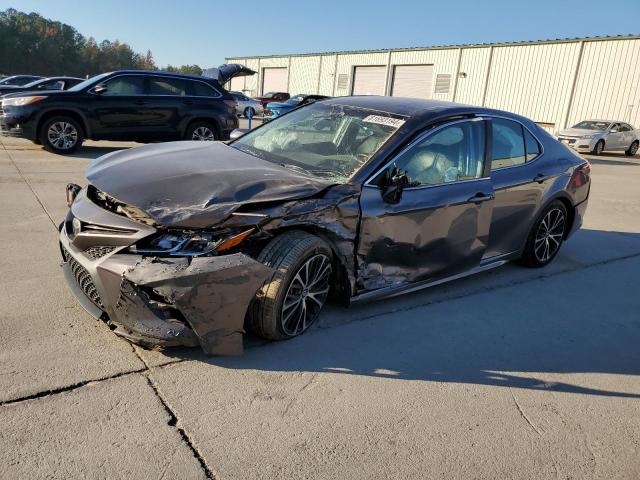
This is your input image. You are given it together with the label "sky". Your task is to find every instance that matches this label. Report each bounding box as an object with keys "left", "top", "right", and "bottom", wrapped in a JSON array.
[{"left": 3, "top": 0, "right": 640, "bottom": 68}]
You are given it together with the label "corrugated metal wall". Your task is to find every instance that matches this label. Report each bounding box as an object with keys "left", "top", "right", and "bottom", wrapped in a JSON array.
[{"left": 227, "top": 37, "right": 640, "bottom": 130}]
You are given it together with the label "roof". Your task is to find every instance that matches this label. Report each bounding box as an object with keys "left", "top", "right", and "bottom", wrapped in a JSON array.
[
  {"left": 226, "top": 34, "right": 640, "bottom": 60},
  {"left": 107, "top": 70, "right": 216, "bottom": 81},
  {"left": 321, "top": 96, "right": 483, "bottom": 117}
]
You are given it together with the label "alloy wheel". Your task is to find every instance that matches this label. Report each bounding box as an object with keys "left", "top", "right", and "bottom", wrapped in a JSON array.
[
  {"left": 191, "top": 126, "right": 215, "bottom": 141},
  {"left": 630, "top": 142, "right": 639, "bottom": 155},
  {"left": 534, "top": 208, "right": 565, "bottom": 263},
  {"left": 595, "top": 141, "right": 604, "bottom": 155},
  {"left": 280, "top": 254, "right": 332, "bottom": 336},
  {"left": 47, "top": 122, "right": 78, "bottom": 150}
]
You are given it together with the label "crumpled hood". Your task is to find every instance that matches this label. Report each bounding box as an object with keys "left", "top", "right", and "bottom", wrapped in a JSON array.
[
  {"left": 86, "top": 141, "right": 332, "bottom": 228},
  {"left": 558, "top": 128, "right": 604, "bottom": 137}
]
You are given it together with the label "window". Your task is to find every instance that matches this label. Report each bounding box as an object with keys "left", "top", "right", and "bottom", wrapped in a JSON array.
[
  {"left": 148, "top": 77, "right": 187, "bottom": 96},
  {"left": 103, "top": 76, "right": 145, "bottom": 95},
  {"left": 391, "top": 121, "right": 486, "bottom": 187},
  {"left": 41, "top": 80, "right": 64, "bottom": 90},
  {"left": 491, "top": 118, "right": 526, "bottom": 169},
  {"left": 191, "top": 81, "right": 218, "bottom": 97},
  {"left": 619, "top": 123, "right": 632, "bottom": 132},
  {"left": 524, "top": 129, "right": 541, "bottom": 161}
]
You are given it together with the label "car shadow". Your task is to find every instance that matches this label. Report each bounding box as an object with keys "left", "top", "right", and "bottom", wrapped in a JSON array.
[
  {"left": 151, "top": 229, "right": 640, "bottom": 399},
  {"left": 583, "top": 152, "right": 639, "bottom": 166},
  {"left": 67, "top": 145, "right": 134, "bottom": 160}
]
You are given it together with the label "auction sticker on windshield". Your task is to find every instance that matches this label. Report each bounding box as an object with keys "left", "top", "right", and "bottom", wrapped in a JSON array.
[{"left": 362, "top": 115, "right": 405, "bottom": 128}]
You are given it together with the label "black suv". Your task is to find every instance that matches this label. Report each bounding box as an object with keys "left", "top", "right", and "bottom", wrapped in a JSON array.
[{"left": 0, "top": 65, "right": 255, "bottom": 154}]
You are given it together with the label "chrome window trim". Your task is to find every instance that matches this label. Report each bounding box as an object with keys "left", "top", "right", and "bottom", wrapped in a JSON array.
[
  {"left": 364, "top": 117, "right": 489, "bottom": 189},
  {"left": 480, "top": 114, "right": 545, "bottom": 172},
  {"left": 88, "top": 72, "right": 223, "bottom": 98}
]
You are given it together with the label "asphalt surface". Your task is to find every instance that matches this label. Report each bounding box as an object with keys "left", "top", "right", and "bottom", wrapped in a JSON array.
[{"left": 0, "top": 133, "right": 639, "bottom": 479}]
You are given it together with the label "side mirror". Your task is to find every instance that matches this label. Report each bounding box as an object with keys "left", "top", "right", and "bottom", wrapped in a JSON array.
[
  {"left": 229, "top": 128, "right": 250, "bottom": 140},
  {"left": 92, "top": 84, "right": 108, "bottom": 94},
  {"left": 380, "top": 167, "right": 409, "bottom": 204}
]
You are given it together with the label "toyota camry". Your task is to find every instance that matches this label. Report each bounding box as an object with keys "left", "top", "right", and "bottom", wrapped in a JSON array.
[{"left": 60, "top": 97, "right": 590, "bottom": 355}]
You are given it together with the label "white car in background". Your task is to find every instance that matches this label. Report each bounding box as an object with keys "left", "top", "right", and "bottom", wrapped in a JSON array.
[
  {"left": 230, "top": 91, "right": 264, "bottom": 118},
  {"left": 556, "top": 120, "right": 640, "bottom": 156}
]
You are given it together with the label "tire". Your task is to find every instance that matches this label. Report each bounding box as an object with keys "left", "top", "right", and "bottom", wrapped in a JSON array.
[
  {"left": 625, "top": 140, "right": 639, "bottom": 157},
  {"left": 39, "top": 116, "right": 83, "bottom": 154},
  {"left": 185, "top": 121, "right": 218, "bottom": 141},
  {"left": 247, "top": 231, "right": 333, "bottom": 341},
  {"left": 591, "top": 139, "right": 604, "bottom": 155},
  {"left": 244, "top": 107, "right": 254, "bottom": 118},
  {"left": 520, "top": 200, "right": 568, "bottom": 268}
]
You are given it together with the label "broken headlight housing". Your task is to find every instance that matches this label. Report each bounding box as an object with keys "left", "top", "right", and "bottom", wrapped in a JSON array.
[{"left": 131, "top": 229, "right": 254, "bottom": 257}]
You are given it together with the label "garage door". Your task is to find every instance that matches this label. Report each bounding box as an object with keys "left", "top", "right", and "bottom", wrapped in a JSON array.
[
  {"left": 229, "top": 75, "right": 245, "bottom": 92},
  {"left": 352, "top": 66, "right": 386, "bottom": 96},
  {"left": 262, "top": 67, "right": 288, "bottom": 94},
  {"left": 391, "top": 65, "right": 434, "bottom": 99}
]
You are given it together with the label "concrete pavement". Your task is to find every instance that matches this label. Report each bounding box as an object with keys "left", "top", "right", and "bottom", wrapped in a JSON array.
[{"left": 0, "top": 135, "right": 638, "bottom": 479}]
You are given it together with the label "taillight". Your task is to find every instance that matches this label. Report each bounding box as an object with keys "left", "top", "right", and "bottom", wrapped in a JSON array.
[
  {"left": 223, "top": 99, "right": 237, "bottom": 111},
  {"left": 569, "top": 161, "right": 590, "bottom": 189}
]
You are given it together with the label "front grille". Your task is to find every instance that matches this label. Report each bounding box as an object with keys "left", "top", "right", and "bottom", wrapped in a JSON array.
[
  {"left": 84, "top": 246, "right": 116, "bottom": 260},
  {"left": 61, "top": 246, "right": 104, "bottom": 309}
]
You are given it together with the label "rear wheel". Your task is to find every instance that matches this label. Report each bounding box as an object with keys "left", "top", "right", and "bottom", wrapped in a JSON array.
[
  {"left": 40, "top": 116, "right": 83, "bottom": 154},
  {"left": 591, "top": 139, "right": 604, "bottom": 155},
  {"left": 625, "top": 140, "right": 639, "bottom": 157},
  {"left": 247, "top": 231, "right": 333, "bottom": 340},
  {"left": 520, "top": 200, "right": 568, "bottom": 268},
  {"left": 185, "top": 121, "right": 217, "bottom": 141}
]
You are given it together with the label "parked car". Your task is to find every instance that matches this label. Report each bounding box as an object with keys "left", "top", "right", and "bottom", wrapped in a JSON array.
[
  {"left": 253, "top": 91, "right": 289, "bottom": 106},
  {"left": 0, "top": 76, "right": 84, "bottom": 96},
  {"left": 264, "top": 94, "right": 330, "bottom": 121},
  {"left": 556, "top": 120, "right": 639, "bottom": 156},
  {"left": 59, "top": 97, "right": 590, "bottom": 355},
  {"left": 0, "top": 74, "right": 43, "bottom": 86},
  {"left": 230, "top": 91, "right": 264, "bottom": 117},
  {"left": 0, "top": 65, "right": 254, "bottom": 154}
]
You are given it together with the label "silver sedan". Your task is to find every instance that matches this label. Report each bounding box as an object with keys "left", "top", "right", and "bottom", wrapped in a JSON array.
[
  {"left": 230, "top": 91, "right": 264, "bottom": 118},
  {"left": 556, "top": 120, "right": 639, "bottom": 156}
]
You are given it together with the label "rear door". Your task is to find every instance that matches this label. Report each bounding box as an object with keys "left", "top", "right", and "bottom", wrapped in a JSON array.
[
  {"left": 143, "top": 75, "right": 192, "bottom": 136},
  {"left": 357, "top": 118, "right": 494, "bottom": 291},
  {"left": 607, "top": 123, "right": 625, "bottom": 150},
  {"left": 484, "top": 117, "right": 563, "bottom": 258}
]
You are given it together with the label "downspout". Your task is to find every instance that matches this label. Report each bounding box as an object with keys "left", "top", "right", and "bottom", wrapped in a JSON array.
[
  {"left": 451, "top": 47, "right": 463, "bottom": 102},
  {"left": 384, "top": 49, "right": 393, "bottom": 96},
  {"left": 481, "top": 46, "right": 494, "bottom": 107},
  {"left": 561, "top": 40, "right": 585, "bottom": 129}
]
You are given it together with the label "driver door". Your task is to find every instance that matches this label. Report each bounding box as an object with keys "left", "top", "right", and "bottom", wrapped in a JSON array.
[{"left": 357, "top": 118, "right": 494, "bottom": 292}]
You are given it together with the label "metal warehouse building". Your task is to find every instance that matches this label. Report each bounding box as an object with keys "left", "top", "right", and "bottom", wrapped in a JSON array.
[{"left": 226, "top": 35, "right": 640, "bottom": 132}]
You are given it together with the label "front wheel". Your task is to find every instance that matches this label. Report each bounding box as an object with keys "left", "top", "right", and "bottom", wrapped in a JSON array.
[
  {"left": 185, "top": 121, "right": 217, "bottom": 141},
  {"left": 247, "top": 231, "right": 333, "bottom": 341},
  {"left": 625, "top": 140, "right": 639, "bottom": 157},
  {"left": 591, "top": 139, "right": 604, "bottom": 155},
  {"left": 520, "top": 200, "right": 568, "bottom": 268},
  {"left": 40, "top": 116, "right": 83, "bottom": 154}
]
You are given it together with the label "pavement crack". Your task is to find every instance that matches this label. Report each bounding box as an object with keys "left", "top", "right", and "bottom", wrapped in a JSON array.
[
  {"left": 0, "top": 137, "right": 58, "bottom": 229},
  {"left": 0, "top": 366, "right": 147, "bottom": 407},
  {"left": 510, "top": 390, "right": 543, "bottom": 436},
  {"left": 144, "top": 373, "right": 218, "bottom": 480}
]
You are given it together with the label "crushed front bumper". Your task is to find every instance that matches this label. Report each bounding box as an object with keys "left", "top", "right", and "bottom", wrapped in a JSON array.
[{"left": 59, "top": 188, "right": 273, "bottom": 355}]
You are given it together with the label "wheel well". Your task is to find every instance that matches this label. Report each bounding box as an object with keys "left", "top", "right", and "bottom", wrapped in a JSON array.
[
  {"left": 184, "top": 118, "right": 221, "bottom": 139},
  {"left": 554, "top": 196, "right": 575, "bottom": 239},
  {"left": 37, "top": 110, "right": 88, "bottom": 139}
]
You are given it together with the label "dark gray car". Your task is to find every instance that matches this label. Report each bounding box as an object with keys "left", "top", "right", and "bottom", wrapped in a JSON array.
[{"left": 60, "top": 97, "right": 591, "bottom": 355}]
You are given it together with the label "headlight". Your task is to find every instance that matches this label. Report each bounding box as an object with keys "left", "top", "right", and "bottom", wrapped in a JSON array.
[
  {"left": 131, "top": 228, "right": 255, "bottom": 257},
  {"left": 2, "top": 95, "right": 47, "bottom": 107}
]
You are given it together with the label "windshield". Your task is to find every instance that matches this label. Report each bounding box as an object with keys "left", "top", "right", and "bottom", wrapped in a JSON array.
[
  {"left": 572, "top": 121, "right": 610, "bottom": 131},
  {"left": 23, "top": 78, "right": 47, "bottom": 88},
  {"left": 0, "top": 76, "right": 36, "bottom": 86},
  {"left": 262, "top": 92, "right": 278, "bottom": 98},
  {"left": 68, "top": 72, "right": 111, "bottom": 92},
  {"left": 231, "top": 103, "right": 404, "bottom": 182}
]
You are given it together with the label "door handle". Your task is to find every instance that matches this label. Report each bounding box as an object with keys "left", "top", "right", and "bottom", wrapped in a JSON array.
[
  {"left": 467, "top": 192, "right": 494, "bottom": 204},
  {"left": 534, "top": 173, "right": 552, "bottom": 183}
]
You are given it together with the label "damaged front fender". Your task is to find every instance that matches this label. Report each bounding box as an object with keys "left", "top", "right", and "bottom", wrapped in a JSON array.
[{"left": 112, "top": 254, "right": 274, "bottom": 355}]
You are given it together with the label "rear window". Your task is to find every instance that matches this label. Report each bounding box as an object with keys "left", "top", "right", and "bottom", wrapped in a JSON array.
[{"left": 191, "top": 80, "right": 219, "bottom": 97}]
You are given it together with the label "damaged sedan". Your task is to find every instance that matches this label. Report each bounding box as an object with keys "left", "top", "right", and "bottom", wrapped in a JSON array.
[{"left": 60, "top": 97, "right": 591, "bottom": 355}]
